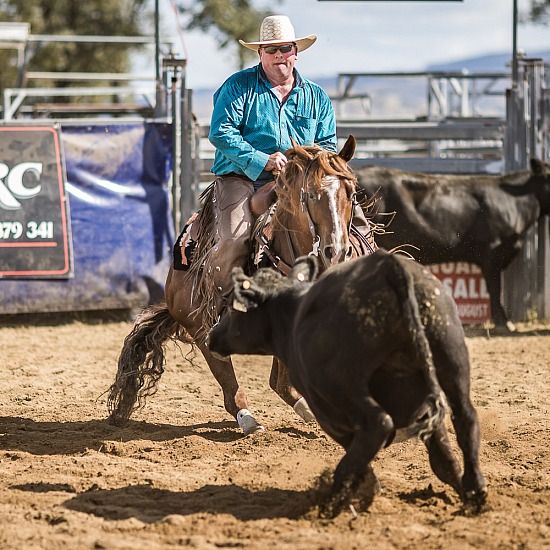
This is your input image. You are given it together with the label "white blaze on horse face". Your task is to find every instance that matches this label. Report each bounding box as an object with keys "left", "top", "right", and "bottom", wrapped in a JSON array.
[{"left": 322, "top": 175, "right": 346, "bottom": 258}]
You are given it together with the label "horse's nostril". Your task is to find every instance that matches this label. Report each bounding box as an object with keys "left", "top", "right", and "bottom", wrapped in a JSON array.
[{"left": 324, "top": 246, "right": 334, "bottom": 260}]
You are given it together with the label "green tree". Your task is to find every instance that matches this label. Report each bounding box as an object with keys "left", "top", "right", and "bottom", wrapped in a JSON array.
[
  {"left": 0, "top": 0, "right": 151, "bottom": 97},
  {"left": 177, "top": 0, "right": 277, "bottom": 69},
  {"left": 525, "top": 0, "right": 550, "bottom": 23}
]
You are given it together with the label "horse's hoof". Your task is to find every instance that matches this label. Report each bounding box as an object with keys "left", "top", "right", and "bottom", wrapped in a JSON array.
[
  {"left": 293, "top": 397, "right": 317, "bottom": 423},
  {"left": 506, "top": 320, "right": 517, "bottom": 332},
  {"left": 245, "top": 424, "right": 266, "bottom": 436},
  {"left": 237, "top": 409, "right": 265, "bottom": 436}
]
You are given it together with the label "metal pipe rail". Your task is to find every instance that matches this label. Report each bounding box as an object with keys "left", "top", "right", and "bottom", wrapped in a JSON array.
[
  {"left": 27, "top": 34, "right": 176, "bottom": 46},
  {"left": 25, "top": 72, "right": 156, "bottom": 82},
  {"left": 335, "top": 71, "right": 511, "bottom": 119},
  {"left": 3, "top": 86, "right": 156, "bottom": 121},
  {"left": 337, "top": 120, "right": 505, "bottom": 140}
]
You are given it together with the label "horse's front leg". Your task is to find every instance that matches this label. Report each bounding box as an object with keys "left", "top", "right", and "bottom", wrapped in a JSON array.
[
  {"left": 197, "top": 341, "right": 264, "bottom": 435},
  {"left": 269, "top": 358, "right": 316, "bottom": 423}
]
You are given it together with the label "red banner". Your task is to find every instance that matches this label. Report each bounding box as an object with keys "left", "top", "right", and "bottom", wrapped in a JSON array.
[{"left": 429, "top": 262, "right": 491, "bottom": 323}]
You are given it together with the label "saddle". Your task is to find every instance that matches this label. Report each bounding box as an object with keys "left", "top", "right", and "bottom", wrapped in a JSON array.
[{"left": 173, "top": 181, "right": 278, "bottom": 272}]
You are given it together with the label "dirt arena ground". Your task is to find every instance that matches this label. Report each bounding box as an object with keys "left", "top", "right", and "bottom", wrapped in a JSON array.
[{"left": 0, "top": 312, "right": 548, "bottom": 549}]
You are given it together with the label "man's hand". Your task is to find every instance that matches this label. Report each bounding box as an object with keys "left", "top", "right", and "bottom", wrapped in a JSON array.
[{"left": 265, "top": 152, "right": 287, "bottom": 173}]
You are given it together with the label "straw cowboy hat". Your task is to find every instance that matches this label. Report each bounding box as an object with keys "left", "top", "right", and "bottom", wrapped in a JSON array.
[{"left": 239, "top": 15, "right": 317, "bottom": 53}]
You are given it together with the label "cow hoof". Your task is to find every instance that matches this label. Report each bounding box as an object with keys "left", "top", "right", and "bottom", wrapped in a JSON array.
[
  {"left": 462, "top": 486, "right": 488, "bottom": 515},
  {"left": 237, "top": 409, "right": 265, "bottom": 436},
  {"left": 319, "top": 496, "right": 344, "bottom": 519},
  {"left": 293, "top": 397, "right": 317, "bottom": 423},
  {"left": 506, "top": 320, "right": 517, "bottom": 332},
  {"left": 492, "top": 321, "right": 516, "bottom": 334}
]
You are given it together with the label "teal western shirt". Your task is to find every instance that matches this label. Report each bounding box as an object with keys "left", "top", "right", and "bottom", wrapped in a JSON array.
[{"left": 209, "top": 64, "right": 337, "bottom": 186}]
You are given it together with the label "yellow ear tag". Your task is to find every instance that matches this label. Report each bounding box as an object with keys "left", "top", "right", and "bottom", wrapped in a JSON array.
[{"left": 242, "top": 280, "right": 251, "bottom": 289}]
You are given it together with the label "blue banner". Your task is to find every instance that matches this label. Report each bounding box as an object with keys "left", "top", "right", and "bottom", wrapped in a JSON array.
[{"left": 0, "top": 122, "right": 174, "bottom": 314}]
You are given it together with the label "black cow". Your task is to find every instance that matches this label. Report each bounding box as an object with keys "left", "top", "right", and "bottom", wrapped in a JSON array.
[
  {"left": 207, "top": 251, "right": 487, "bottom": 517},
  {"left": 355, "top": 159, "right": 550, "bottom": 330}
]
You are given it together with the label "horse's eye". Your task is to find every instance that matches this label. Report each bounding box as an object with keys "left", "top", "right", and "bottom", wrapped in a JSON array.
[{"left": 308, "top": 191, "right": 317, "bottom": 201}]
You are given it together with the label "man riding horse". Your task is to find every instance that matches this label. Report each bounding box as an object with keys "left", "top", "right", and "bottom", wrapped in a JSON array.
[
  {"left": 107, "top": 16, "right": 376, "bottom": 435},
  {"left": 204, "top": 14, "right": 372, "bottom": 315}
]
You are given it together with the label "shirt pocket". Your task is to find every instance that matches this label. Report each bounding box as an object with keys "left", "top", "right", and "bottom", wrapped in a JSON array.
[{"left": 292, "top": 115, "right": 317, "bottom": 144}]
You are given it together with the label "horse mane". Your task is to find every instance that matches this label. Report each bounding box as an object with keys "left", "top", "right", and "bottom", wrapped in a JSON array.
[{"left": 273, "top": 144, "right": 357, "bottom": 229}]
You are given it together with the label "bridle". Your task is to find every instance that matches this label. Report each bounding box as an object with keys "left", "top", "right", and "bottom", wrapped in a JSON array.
[
  {"left": 299, "top": 151, "right": 362, "bottom": 258},
  {"left": 300, "top": 153, "right": 324, "bottom": 257},
  {"left": 254, "top": 150, "right": 358, "bottom": 276}
]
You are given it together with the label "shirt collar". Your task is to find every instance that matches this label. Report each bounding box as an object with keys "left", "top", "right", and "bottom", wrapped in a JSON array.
[{"left": 258, "top": 63, "right": 305, "bottom": 89}]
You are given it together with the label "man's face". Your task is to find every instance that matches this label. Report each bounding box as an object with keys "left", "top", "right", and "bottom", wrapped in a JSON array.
[{"left": 259, "top": 43, "right": 297, "bottom": 82}]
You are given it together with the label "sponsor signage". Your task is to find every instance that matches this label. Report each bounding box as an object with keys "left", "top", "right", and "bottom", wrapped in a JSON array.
[
  {"left": 429, "top": 262, "right": 491, "bottom": 323},
  {"left": 0, "top": 126, "right": 73, "bottom": 278}
]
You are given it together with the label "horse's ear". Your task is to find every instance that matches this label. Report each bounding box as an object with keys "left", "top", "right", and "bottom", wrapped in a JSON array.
[
  {"left": 291, "top": 256, "right": 318, "bottom": 283},
  {"left": 339, "top": 135, "right": 356, "bottom": 162},
  {"left": 231, "top": 268, "right": 263, "bottom": 312}
]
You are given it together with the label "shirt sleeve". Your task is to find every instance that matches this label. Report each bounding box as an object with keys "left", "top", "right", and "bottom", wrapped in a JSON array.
[
  {"left": 314, "top": 89, "right": 337, "bottom": 152},
  {"left": 208, "top": 78, "right": 269, "bottom": 181}
]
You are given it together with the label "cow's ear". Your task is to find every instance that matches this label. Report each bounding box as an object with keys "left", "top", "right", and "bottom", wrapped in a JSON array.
[
  {"left": 338, "top": 135, "right": 356, "bottom": 162},
  {"left": 291, "top": 256, "right": 318, "bottom": 283},
  {"left": 530, "top": 158, "right": 545, "bottom": 176},
  {"left": 231, "top": 268, "right": 263, "bottom": 312}
]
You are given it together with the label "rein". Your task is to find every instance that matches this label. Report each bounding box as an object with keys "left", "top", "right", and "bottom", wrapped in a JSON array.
[{"left": 254, "top": 203, "right": 294, "bottom": 276}]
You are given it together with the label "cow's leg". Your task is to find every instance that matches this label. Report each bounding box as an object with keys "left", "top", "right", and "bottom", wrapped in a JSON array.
[
  {"left": 448, "top": 396, "right": 487, "bottom": 511},
  {"left": 431, "top": 344, "right": 487, "bottom": 511},
  {"left": 321, "top": 397, "right": 393, "bottom": 517},
  {"left": 269, "top": 358, "right": 316, "bottom": 422},
  {"left": 481, "top": 263, "right": 516, "bottom": 331},
  {"left": 196, "top": 341, "right": 264, "bottom": 435},
  {"left": 422, "top": 422, "right": 462, "bottom": 493},
  {"left": 433, "top": 377, "right": 487, "bottom": 510}
]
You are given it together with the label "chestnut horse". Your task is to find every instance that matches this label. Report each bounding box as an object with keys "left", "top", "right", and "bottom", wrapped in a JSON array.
[{"left": 106, "top": 135, "right": 375, "bottom": 434}]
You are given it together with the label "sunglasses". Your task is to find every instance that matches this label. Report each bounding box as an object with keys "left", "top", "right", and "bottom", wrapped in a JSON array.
[{"left": 261, "top": 44, "right": 295, "bottom": 55}]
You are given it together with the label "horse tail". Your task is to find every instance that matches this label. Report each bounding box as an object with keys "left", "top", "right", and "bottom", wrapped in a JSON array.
[
  {"left": 107, "top": 303, "right": 184, "bottom": 426},
  {"left": 385, "top": 252, "right": 445, "bottom": 440}
]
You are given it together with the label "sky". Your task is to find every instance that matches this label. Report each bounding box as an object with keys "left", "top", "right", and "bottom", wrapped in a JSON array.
[{"left": 157, "top": 0, "right": 550, "bottom": 90}]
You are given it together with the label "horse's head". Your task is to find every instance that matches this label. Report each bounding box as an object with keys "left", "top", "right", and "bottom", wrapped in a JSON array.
[{"left": 275, "top": 135, "right": 358, "bottom": 270}]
